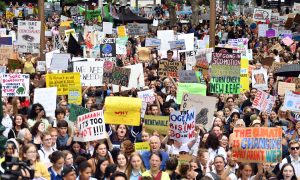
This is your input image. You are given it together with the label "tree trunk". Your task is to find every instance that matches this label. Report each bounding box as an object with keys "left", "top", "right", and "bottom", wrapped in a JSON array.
[
  {"left": 166, "top": 0, "right": 177, "bottom": 26},
  {"left": 190, "top": 0, "right": 201, "bottom": 26}
]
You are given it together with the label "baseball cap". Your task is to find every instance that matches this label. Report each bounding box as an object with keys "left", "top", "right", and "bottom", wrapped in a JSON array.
[{"left": 251, "top": 119, "right": 261, "bottom": 126}]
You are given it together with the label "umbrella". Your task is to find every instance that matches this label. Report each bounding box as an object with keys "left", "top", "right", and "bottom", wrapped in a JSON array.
[{"left": 274, "top": 64, "right": 300, "bottom": 77}]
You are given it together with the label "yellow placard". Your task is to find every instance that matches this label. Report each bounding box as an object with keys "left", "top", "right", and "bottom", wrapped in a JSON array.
[
  {"left": 65, "top": 29, "right": 76, "bottom": 39},
  {"left": 60, "top": 21, "right": 73, "bottom": 27},
  {"left": 240, "top": 57, "right": 249, "bottom": 92},
  {"left": 68, "top": 85, "right": 82, "bottom": 105},
  {"left": 104, "top": 97, "right": 142, "bottom": 126},
  {"left": 46, "top": 73, "right": 81, "bottom": 95},
  {"left": 144, "top": 115, "right": 169, "bottom": 134},
  {"left": 134, "top": 142, "right": 150, "bottom": 151},
  {"left": 117, "top": 26, "right": 127, "bottom": 37},
  {"left": 6, "top": 11, "right": 15, "bottom": 19}
]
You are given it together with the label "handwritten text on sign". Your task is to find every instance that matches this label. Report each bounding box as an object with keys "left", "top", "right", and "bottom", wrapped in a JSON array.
[
  {"left": 17, "top": 21, "right": 41, "bottom": 53},
  {"left": 158, "top": 60, "right": 182, "bottom": 78},
  {"left": 74, "top": 110, "right": 106, "bottom": 142},
  {"left": 169, "top": 108, "right": 195, "bottom": 143},
  {"left": 252, "top": 90, "right": 275, "bottom": 114},
  {"left": 1, "top": 74, "right": 30, "bottom": 97},
  {"left": 46, "top": 73, "right": 81, "bottom": 95},
  {"left": 232, "top": 127, "right": 282, "bottom": 163},
  {"left": 73, "top": 61, "right": 104, "bottom": 86},
  {"left": 137, "top": 89, "right": 155, "bottom": 103}
]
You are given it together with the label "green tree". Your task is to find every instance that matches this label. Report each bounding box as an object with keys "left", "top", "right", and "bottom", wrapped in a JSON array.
[
  {"left": 165, "top": 0, "right": 177, "bottom": 26},
  {"left": 0, "top": 2, "right": 7, "bottom": 12}
]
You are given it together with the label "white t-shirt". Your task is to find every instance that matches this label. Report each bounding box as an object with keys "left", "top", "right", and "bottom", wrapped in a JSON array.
[
  {"left": 208, "top": 147, "right": 227, "bottom": 163},
  {"left": 38, "top": 146, "right": 55, "bottom": 168},
  {"left": 166, "top": 143, "right": 189, "bottom": 155}
]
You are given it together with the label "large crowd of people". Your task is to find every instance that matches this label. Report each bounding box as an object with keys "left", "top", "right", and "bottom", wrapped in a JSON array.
[{"left": 0, "top": 1, "right": 299, "bottom": 180}]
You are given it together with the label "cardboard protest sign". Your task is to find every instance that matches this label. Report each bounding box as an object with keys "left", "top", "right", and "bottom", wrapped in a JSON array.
[
  {"left": 181, "top": 93, "right": 216, "bottom": 129},
  {"left": 34, "top": 87, "right": 57, "bottom": 117},
  {"left": 232, "top": 127, "right": 282, "bottom": 163},
  {"left": 50, "top": 53, "right": 70, "bottom": 71},
  {"left": 179, "top": 70, "right": 199, "bottom": 83},
  {"left": 291, "top": 78, "right": 300, "bottom": 92},
  {"left": 261, "top": 57, "right": 274, "bottom": 67},
  {"left": 74, "top": 110, "right": 106, "bottom": 142},
  {"left": 278, "top": 82, "right": 296, "bottom": 95},
  {"left": 240, "top": 57, "right": 249, "bottom": 92},
  {"left": 127, "top": 23, "right": 148, "bottom": 36},
  {"left": 158, "top": 60, "right": 182, "bottom": 78},
  {"left": 252, "top": 90, "right": 276, "bottom": 114},
  {"left": 73, "top": 61, "right": 104, "bottom": 86},
  {"left": 252, "top": 68, "right": 268, "bottom": 90},
  {"left": 270, "top": 43, "right": 284, "bottom": 52},
  {"left": 271, "top": 62, "right": 286, "bottom": 73},
  {"left": 7, "top": 59, "right": 22, "bottom": 71},
  {"left": 144, "top": 115, "right": 169, "bottom": 135},
  {"left": 135, "top": 142, "right": 150, "bottom": 151},
  {"left": 138, "top": 47, "right": 151, "bottom": 61},
  {"left": 283, "top": 91, "right": 300, "bottom": 112},
  {"left": 157, "top": 30, "right": 175, "bottom": 51},
  {"left": 137, "top": 89, "right": 155, "bottom": 103},
  {"left": 177, "top": 83, "right": 206, "bottom": 104},
  {"left": 69, "top": 104, "right": 90, "bottom": 122},
  {"left": 104, "top": 97, "right": 142, "bottom": 126},
  {"left": 253, "top": 8, "right": 272, "bottom": 22},
  {"left": 145, "top": 38, "right": 161, "bottom": 47},
  {"left": 68, "top": 86, "right": 82, "bottom": 105},
  {"left": 46, "top": 73, "right": 81, "bottom": 95},
  {"left": 109, "top": 67, "right": 131, "bottom": 87},
  {"left": 17, "top": 21, "right": 41, "bottom": 53},
  {"left": 210, "top": 52, "right": 241, "bottom": 94},
  {"left": 102, "top": 61, "right": 114, "bottom": 84},
  {"left": 185, "top": 51, "right": 196, "bottom": 70},
  {"left": 100, "top": 38, "right": 116, "bottom": 61},
  {"left": 169, "top": 108, "right": 196, "bottom": 143},
  {"left": 0, "top": 47, "right": 13, "bottom": 65},
  {"left": 1, "top": 74, "right": 29, "bottom": 97}
]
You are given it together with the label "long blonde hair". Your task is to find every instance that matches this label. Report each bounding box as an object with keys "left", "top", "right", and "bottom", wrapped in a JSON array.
[{"left": 125, "top": 152, "right": 146, "bottom": 178}]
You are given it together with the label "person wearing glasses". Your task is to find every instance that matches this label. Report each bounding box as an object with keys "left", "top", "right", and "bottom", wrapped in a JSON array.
[
  {"left": 279, "top": 140, "right": 300, "bottom": 178},
  {"left": 38, "top": 132, "right": 56, "bottom": 168}
]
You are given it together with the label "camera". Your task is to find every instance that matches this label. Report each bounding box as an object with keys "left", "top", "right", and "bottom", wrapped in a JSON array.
[{"left": 0, "top": 155, "right": 35, "bottom": 180}]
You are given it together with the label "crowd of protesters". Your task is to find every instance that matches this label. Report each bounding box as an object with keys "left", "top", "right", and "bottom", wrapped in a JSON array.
[{"left": 0, "top": 1, "right": 299, "bottom": 180}]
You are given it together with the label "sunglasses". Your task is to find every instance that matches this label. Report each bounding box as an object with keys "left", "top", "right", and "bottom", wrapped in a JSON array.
[{"left": 291, "top": 147, "right": 300, "bottom": 150}]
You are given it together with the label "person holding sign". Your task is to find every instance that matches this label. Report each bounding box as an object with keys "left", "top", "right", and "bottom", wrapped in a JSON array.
[{"left": 17, "top": 52, "right": 39, "bottom": 74}]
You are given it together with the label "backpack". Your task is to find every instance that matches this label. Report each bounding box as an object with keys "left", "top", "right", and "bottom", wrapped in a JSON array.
[{"left": 273, "top": 155, "right": 291, "bottom": 175}]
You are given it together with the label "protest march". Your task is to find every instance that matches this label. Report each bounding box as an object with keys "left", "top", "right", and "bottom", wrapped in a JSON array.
[{"left": 0, "top": 0, "right": 300, "bottom": 180}]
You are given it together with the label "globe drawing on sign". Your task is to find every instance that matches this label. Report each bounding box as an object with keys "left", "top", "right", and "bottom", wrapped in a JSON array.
[
  {"left": 102, "top": 44, "right": 112, "bottom": 54},
  {"left": 286, "top": 100, "right": 294, "bottom": 107}
]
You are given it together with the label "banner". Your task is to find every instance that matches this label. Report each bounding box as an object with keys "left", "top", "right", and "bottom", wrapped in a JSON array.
[
  {"left": 169, "top": 108, "right": 196, "bottom": 143},
  {"left": 73, "top": 61, "right": 104, "bottom": 86},
  {"left": 0, "top": 47, "right": 13, "bottom": 65},
  {"left": 127, "top": 23, "right": 148, "bottom": 36},
  {"left": 17, "top": 21, "right": 41, "bottom": 53},
  {"left": 240, "top": 57, "right": 249, "bottom": 92},
  {"left": 145, "top": 38, "right": 161, "bottom": 47},
  {"left": 283, "top": 91, "right": 300, "bottom": 112},
  {"left": 252, "top": 68, "right": 268, "bottom": 90},
  {"left": 144, "top": 115, "right": 169, "bottom": 134},
  {"left": 46, "top": 73, "right": 81, "bottom": 95},
  {"left": 69, "top": 104, "right": 90, "bottom": 122},
  {"left": 109, "top": 67, "right": 131, "bottom": 87},
  {"left": 1, "top": 74, "right": 30, "bottom": 97},
  {"left": 177, "top": 83, "right": 206, "bottom": 104},
  {"left": 137, "top": 89, "right": 155, "bottom": 103},
  {"left": 210, "top": 52, "right": 241, "bottom": 94},
  {"left": 68, "top": 86, "right": 82, "bottom": 105},
  {"left": 181, "top": 93, "right": 216, "bottom": 129},
  {"left": 34, "top": 87, "right": 57, "bottom": 117},
  {"left": 232, "top": 127, "right": 282, "bottom": 163},
  {"left": 278, "top": 82, "right": 296, "bottom": 95},
  {"left": 179, "top": 70, "right": 199, "bottom": 83},
  {"left": 135, "top": 142, "right": 150, "bottom": 151},
  {"left": 74, "top": 110, "right": 106, "bottom": 142},
  {"left": 252, "top": 90, "right": 276, "bottom": 114},
  {"left": 104, "top": 97, "right": 142, "bottom": 126},
  {"left": 100, "top": 38, "right": 116, "bottom": 61},
  {"left": 253, "top": 8, "right": 272, "bottom": 22},
  {"left": 158, "top": 60, "right": 182, "bottom": 78}
]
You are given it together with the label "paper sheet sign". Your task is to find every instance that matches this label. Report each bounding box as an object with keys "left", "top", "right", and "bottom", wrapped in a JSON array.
[
  {"left": 46, "top": 73, "right": 81, "bottom": 95},
  {"left": 1, "top": 74, "right": 30, "bottom": 97},
  {"left": 137, "top": 89, "right": 155, "bottom": 103},
  {"left": 135, "top": 142, "right": 150, "bottom": 151},
  {"left": 73, "top": 61, "right": 104, "bottom": 86},
  {"left": 283, "top": 91, "right": 300, "bottom": 112},
  {"left": 104, "top": 97, "right": 142, "bottom": 126},
  {"left": 252, "top": 90, "right": 275, "bottom": 114},
  {"left": 144, "top": 115, "right": 169, "bottom": 135},
  {"left": 74, "top": 110, "right": 106, "bottom": 142},
  {"left": 278, "top": 82, "right": 296, "bottom": 95},
  {"left": 169, "top": 108, "right": 196, "bottom": 143},
  {"left": 34, "top": 87, "right": 57, "bottom": 118},
  {"left": 232, "top": 127, "right": 282, "bottom": 163},
  {"left": 68, "top": 86, "right": 82, "bottom": 105}
]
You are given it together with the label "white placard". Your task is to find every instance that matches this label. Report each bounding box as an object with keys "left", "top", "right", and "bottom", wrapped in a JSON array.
[
  {"left": 157, "top": 30, "right": 175, "bottom": 50},
  {"left": 17, "top": 21, "right": 41, "bottom": 53},
  {"left": 34, "top": 87, "right": 57, "bottom": 118},
  {"left": 50, "top": 53, "right": 70, "bottom": 70},
  {"left": 103, "top": 22, "right": 113, "bottom": 34},
  {"left": 73, "top": 61, "right": 104, "bottom": 86}
]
